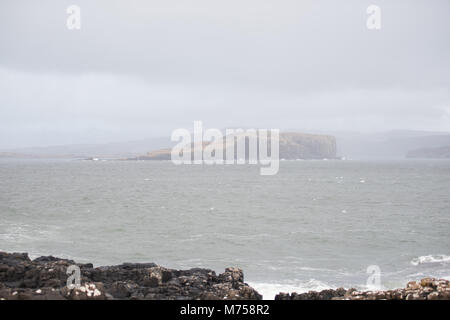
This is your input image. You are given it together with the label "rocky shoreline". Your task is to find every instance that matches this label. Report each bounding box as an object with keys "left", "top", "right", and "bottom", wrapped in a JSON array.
[
  {"left": 275, "top": 278, "right": 450, "bottom": 300},
  {"left": 0, "top": 252, "right": 261, "bottom": 300},
  {"left": 1, "top": 252, "right": 449, "bottom": 300}
]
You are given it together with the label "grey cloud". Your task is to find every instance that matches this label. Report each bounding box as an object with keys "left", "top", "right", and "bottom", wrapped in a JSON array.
[{"left": 0, "top": 0, "right": 449, "bottom": 148}]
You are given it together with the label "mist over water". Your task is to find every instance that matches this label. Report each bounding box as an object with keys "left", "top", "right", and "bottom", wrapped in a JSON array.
[{"left": 1, "top": 159, "right": 449, "bottom": 299}]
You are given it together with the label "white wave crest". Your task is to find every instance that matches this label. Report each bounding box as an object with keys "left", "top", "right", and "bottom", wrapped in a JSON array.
[
  {"left": 411, "top": 254, "right": 450, "bottom": 266},
  {"left": 248, "top": 279, "right": 333, "bottom": 300}
]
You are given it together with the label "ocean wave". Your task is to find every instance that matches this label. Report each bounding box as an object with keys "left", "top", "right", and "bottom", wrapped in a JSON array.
[
  {"left": 411, "top": 255, "right": 450, "bottom": 266},
  {"left": 248, "top": 279, "right": 333, "bottom": 300}
]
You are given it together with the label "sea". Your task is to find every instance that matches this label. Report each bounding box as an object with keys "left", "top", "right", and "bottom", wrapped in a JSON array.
[{"left": 0, "top": 158, "right": 449, "bottom": 299}]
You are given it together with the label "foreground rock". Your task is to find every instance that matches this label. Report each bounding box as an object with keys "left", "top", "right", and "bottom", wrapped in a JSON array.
[
  {"left": 275, "top": 279, "right": 450, "bottom": 300},
  {"left": 3, "top": 251, "right": 449, "bottom": 300},
  {"left": 0, "top": 252, "right": 261, "bottom": 300}
]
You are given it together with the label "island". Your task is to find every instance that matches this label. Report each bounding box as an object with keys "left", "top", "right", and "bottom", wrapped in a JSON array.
[{"left": 131, "top": 132, "right": 338, "bottom": 161}]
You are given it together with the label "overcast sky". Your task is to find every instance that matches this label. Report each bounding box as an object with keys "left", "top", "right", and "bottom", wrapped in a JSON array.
[{"left": 1, "top": 0, "right": 449, "bottom": 148}]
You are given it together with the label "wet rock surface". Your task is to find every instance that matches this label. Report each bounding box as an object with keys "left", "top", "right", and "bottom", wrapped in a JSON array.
[
  {"left": 0, "top": 252, "right": 261, "bottom": 300},
  {"left": 2, "top": 251, "right": 449, "bottom": 300},
  {"left": 275, "top": 278, "right": 450, "bottom": 300}
]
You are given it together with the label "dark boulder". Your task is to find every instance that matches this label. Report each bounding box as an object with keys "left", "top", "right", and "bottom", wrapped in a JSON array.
[{"left": 0, "top": 251, "right": 261, "bottom": 300}]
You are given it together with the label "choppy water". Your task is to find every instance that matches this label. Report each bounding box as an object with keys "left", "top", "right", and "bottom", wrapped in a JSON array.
[{"left": 0, "top": 159, "right": 449, "bottom": 299}]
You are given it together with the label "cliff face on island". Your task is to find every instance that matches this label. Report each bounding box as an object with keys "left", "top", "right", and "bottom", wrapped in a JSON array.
[
  {"left": 278, "top": 133, "right": 336, "bottom": 159},
  {"left": 406, "top": 145, "right": 450, "bottom": 159},
  {"left": 134, "top": 132, "right": 337, "bottom": 161}
]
